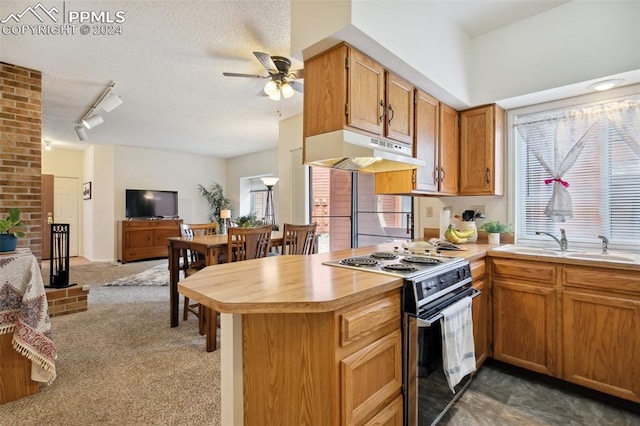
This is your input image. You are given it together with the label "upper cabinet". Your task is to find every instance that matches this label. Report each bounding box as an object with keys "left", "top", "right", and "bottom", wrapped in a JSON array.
[
  {"left": 304, "top": 44, "right": 414, "bottom": 145},
  {"left": 375, "top": 92, "right": 458, "bottom": 196},
  {"left": 459, "top": 104, "right": 505, "bottom": 196}
]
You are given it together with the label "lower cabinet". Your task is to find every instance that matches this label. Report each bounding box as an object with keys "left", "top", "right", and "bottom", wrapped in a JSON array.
[
  {"left": 491, "top": 258, "right": 558, "bottom": 376},
  {"left": 470, "top": 258, "right": 489, "bottom": 368},
  {"left": 561, "top": 266, "right": 640, "bottom": 402},
  {"left": 242, "top": 290, "right": 403, "bottom": 425},
  {"left": 489, "top": 256, "right": 640, "bottom": 403},
  {"left": 118, "top": 219, "right": 182, "bottom": 263}
]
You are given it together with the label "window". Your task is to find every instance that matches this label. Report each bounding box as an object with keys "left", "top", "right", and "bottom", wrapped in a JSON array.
[
  {"left": 310, "top": 167, "right": 413, "bottom": 253},
  {"left": 513, "top": 92, "right": 640, "bottom": 250},
  {"left": 249, "top": 178, "right": 268, "bottom": 222}
]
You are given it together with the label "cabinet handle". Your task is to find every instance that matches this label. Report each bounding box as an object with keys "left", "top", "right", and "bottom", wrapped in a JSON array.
[
  {"left": 485, "top": 168, "right": 490, "bottom": 184},
  {"left": 387, "top": 105, "right": 395, "bottom": 126},
  {"left": 379, "top": 100, "right": 386, "bottom": 124},
  {"left": 406, "top": 213, "right": 412, "bottom": 235},
  {"left": 440, "top": 167, "right": 446, "bottom": 182}
]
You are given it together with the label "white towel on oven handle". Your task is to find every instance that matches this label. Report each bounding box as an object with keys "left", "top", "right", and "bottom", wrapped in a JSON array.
[{"left": 441, "top": 296, "right": 476, "bottom": 393}]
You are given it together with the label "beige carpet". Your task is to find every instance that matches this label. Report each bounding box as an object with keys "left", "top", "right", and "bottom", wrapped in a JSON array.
[{"left": 1, "top": 261, "right": 221, "bottom": 425}]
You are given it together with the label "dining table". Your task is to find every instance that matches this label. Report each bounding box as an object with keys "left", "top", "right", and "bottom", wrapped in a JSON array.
[{"left": 166, "top": 231, "right": 283, "bottom": 334}]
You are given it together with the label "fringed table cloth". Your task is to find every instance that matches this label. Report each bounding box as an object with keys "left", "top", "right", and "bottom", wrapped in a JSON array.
[{"left": 0, "top": 248, "right": 57, "bottom": 385}]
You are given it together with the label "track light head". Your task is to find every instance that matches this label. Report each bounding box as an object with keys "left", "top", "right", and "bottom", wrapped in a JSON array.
[
  {"left": 82, "top": 115, "right": 104, "bottom": 129},
  {"left": 74, "top": 125, "right": 88, "bottom": 141},
  {"left": 101, "top": 92, "right": 123, "bottom": 112}
]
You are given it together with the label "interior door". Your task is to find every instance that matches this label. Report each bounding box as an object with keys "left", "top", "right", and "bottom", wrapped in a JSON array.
[
  {"left": 54, "top": 177, "right": 80, "bottom": 257},
  {"left": 41, "top": 174, "right": 54, "bottom": 259}
]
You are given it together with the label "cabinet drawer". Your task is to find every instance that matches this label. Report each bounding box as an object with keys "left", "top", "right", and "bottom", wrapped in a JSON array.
[
  {"left": 470, "top": 259, "right": 486, "bottom": 281},
  {"left": 363, "top": 395, "right": 403, "bottom": 426},
  {"left": 341, "top": 330, "right": 403, "bottom": 426},
  {"left": 563, "top": 266, "right": 640, "bottom": 295},
  {"left": 492, "top": 258, "right": 556, "bottom": 285},
  {"left": 341, "top": 293, "right": 400, "bottom": 347}
]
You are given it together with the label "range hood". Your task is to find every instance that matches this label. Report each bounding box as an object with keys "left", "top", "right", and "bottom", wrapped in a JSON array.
[{"left": 303, "top": 130, "right": 425, "bottom": 173}]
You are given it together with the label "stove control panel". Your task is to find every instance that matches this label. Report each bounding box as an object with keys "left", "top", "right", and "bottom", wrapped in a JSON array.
[{"left": 403, "top": 262, "right": 471, "bottom": 315}]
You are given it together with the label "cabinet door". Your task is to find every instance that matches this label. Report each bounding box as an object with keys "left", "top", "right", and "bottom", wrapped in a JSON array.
[
  {"left": 472, "top": 278, "right": 489, "bottom": 368},
  {"left": 126, "top": 229, "right": 154, "bottom": 249},
  {"left": 459, "top": 105, "right": 503, "bottom": 195},
  {"left": 363, "top": 395, "right": 403, "bottom": 426},
  {"left": 341, "top": 330, "right": 403, "bottom": 426},
  {"left": 562, "top": 290, "right": 640, "bottom": 402},
  {"left": 439, "top": 103, "right": 459, "bottom": 195},
  {"left": 385, "top": 73, "right": 414, "bottom": 143},
  {"left": 493, "top": 279, "right": 557, "bottom": 376},
  {"left": 414, "top": 89, "right": 438, "bottom": 192},
  {"left": 348, "top": 49, "right": 385, "bottom": 135}
]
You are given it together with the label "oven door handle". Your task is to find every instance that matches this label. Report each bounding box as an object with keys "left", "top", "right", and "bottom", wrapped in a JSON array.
[{"left": 416, "top": 288, "right": 481, "bottom": 328}]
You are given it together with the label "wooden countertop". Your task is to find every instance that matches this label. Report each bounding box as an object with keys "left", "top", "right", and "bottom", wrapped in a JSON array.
[{"left": 178, "top": 242, "right": 490, "bottom": 314}]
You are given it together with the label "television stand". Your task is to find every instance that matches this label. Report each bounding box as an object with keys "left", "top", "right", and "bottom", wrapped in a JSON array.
[{"left": 117, "top": 219, "right": 183, "bottom": 263}]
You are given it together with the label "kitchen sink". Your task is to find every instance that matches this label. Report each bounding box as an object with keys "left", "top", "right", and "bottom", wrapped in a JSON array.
[
  {"left": 563, "top": 251, "right": 640, "bottom": 264},
  {"left": 491, "top": 244, "right": 563, "bottom": 257}
]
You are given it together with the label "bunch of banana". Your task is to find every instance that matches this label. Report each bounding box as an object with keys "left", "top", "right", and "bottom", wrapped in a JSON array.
[{"left": 444, "top": 224, "right": 475, "bottom": 244}]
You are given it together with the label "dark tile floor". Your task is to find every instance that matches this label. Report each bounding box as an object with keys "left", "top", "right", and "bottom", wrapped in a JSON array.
[{"left": 439, "top": 362, "right": 640, "bottom": 426}]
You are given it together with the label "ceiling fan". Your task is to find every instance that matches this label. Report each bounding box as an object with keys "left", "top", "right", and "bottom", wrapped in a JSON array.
[{"left": 223, "top": 52, "right": 304, "bottom": 101}]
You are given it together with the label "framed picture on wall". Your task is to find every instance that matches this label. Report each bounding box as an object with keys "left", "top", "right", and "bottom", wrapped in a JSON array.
[{"left": 83, "top": 182, "right": 92, "bottom": 200}]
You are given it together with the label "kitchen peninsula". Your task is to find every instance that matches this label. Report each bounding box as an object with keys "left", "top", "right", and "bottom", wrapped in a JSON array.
[{"left": 178, "top": 243, "right": 488, "bottom": 425}]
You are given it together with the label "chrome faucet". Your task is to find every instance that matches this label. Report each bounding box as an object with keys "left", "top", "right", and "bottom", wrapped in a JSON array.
[
  {"left": 597, "top": 235, "right": 609, "bottom": 254},
  {"left": 535, "top": 228, "right": 568, "bottom": 251}
]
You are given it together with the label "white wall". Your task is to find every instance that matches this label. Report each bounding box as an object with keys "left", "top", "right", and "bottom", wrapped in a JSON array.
[
  {"left": 226, "top": 148, "right": 279, "bottom": 222},
  {"left": 113, "top": 145, "right": 225, "bottom": 225},
  {"left": 471, "top": 1, "right": 640, "bottom": 105},
  {"left": 278, "top": 114, "right": 305, "bottom": 226}
]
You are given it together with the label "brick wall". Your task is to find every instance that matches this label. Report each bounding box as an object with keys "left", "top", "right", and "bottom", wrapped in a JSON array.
[
  {"left": 0, "top": 62, "right": 42, "bottom": 260},
  {"left": 46, "top": 286, "right": 89, "bottom": 317}
]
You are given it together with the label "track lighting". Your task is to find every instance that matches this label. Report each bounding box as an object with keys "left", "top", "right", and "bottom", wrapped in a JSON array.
[
  {"left": 73, "top": 81, "right": 122, "bottom": 140},
  {"left": 74, "top": 125, "right": 88, "bottom": 141},
  {"left": 82, "top": 115, "right": 104, "bottom": 129}
]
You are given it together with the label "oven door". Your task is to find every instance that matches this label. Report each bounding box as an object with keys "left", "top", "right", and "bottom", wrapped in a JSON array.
[{"left": 404, "top": 285, "right": 480, "bottom": 426}]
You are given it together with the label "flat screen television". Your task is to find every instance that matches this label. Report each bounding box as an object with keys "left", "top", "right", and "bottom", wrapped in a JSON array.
[{"left": 125, "top": 189, "right": 178, "bottom": 219}]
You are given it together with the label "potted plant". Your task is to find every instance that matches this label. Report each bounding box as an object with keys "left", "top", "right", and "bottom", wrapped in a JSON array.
[
  {"left": 233, "top": 212, "right": 263, "bottom": 228},
  {"left": 0, "top": 208, "right": 26, "bottom": 252},
  {"left": 479, "top": 220, "right": 512, "bottom": 245},
  {"left": 197, "top": 182, "right": 231, "bottom": 228}
]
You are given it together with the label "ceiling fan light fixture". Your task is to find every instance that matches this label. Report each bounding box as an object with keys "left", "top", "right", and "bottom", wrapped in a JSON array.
[
  {"left": 268, "top": 90, "right": 281, "bottom": 101},
  {"left": 281, "top": 82, "right": 294, "bottom": 99},
  {"left": 82, "top": 114, "right": 104, "bottom": 129},
  {"left": 264, "top": 80, "right": 278, "bottom": 96}
]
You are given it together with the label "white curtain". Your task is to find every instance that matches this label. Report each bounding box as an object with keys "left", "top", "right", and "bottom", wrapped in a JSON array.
[
  {"left": 517, "top": 109, "right": 601, "bottom": 221},
  {"left": 605, "top": 100, "right": 640, "bottom": 158}
]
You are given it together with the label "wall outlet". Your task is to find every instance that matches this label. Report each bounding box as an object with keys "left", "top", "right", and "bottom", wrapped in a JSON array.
[
  {"left": 471, "top": 205, "right": 486, "bottom": 217},
  {"left": 426, "top": 206, "right": 433, "bottom": 217}
]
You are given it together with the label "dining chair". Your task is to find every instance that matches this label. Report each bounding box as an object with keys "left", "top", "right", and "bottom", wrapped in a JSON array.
[
  {"left": 227, "top": 224, "right": 273, "bottom": 262},
  {"left": 179, "top": 223, "right": 207, "bottom": 333},
  {"left": 187, "top": 222, "right": 219, "bottom": 236},
  {"left": 281, "top": 223, "right": 317, "bottom": 255}
]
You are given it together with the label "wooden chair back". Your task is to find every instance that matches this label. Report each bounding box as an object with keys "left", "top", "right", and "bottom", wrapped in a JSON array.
[
  {"left": 188, "top": 222, "right": 219, "bottom": 236},
  {"left": 282, "top": 223, "right": 317, "bottom": 255},
  {"left": 227, "top": 225, "right": 272, "bottom": 262}
]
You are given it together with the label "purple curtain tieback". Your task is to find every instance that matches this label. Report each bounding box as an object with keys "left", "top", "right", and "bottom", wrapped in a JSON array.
[{"left": 544, "top": 177, "right": 569, "bottom": 188}]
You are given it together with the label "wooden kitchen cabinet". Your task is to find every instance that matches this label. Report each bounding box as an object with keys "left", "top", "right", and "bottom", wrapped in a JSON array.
[
  {"left": 374, "top": 94, "right": 458, "bottom": 195},
  {"left": 561, "top": 266, "right": 640, "bottom": 403},
  {"left": 470, "top": 258, "right": 489, "bottom": 368},
  {"left": 491, "top": 258, "right": 558, "bottom": 376},
  {"left": 243, "top": 290, "right": 403, "bottom": 425},
  {"left": 118, "top": 219, "right": 182, "bottom": 263},
  {"left": 459, "top": 104, "right": 504, "bottom": 195},
  {"left": 304, "top": 43, "right": 413, "bottom": 147}
]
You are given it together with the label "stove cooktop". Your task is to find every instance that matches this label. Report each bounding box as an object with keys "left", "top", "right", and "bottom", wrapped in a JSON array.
[{"left": 322, "top": 250, "right": 463, "bottom": 279}]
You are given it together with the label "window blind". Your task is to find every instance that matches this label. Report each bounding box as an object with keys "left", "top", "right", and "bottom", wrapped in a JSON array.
[{"left": 515, "top": 95, "right": 640, "bottom": 250}]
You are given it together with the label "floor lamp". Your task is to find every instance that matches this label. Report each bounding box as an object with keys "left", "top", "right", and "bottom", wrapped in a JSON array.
[{"left": 261, "top": 177, "right": 279, "bottom": 230}]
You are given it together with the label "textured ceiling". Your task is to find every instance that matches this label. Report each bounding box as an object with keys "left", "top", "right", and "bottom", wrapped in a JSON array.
[{"left": 1, "top": 0, "right": 570, "bottom": 157}]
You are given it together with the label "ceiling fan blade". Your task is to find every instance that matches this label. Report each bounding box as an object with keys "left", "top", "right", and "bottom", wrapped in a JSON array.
[
  {"left": 288, "top": 69, "right": 304, "bottom": 79},
  {"left": 223, "top": 72, "right": 265, "bottom": 78},
  {"left": 289, "top": 80, "right": 304, "bottom": 94},
  {"left": 253, "top": 52, "right": 278, "bottom": 74}
]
